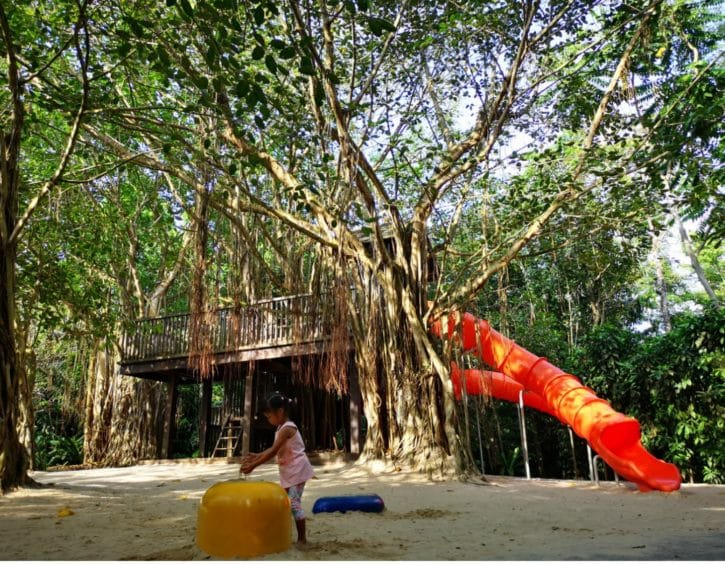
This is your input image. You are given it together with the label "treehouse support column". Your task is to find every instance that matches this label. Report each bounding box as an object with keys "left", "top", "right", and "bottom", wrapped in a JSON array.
[
  {"left": 162, "top": 375, "right": 179, "bottom": 459},
  {"left": 241, "top": 371, "right": 254, "bottom": 456},
  {"left": 199, "top": 377, "right": 212, "bottom": 457},
  {"left": 349, "top": 360, "right": 362, "bottom": 456}
]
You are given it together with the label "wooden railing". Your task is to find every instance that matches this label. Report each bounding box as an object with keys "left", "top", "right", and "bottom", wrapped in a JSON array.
[{"left": 120, "top": 294, "right": 326, "bottom": 364}]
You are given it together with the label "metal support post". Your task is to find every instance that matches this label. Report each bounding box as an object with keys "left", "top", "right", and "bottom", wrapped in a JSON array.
[
  {"left": 517, "top": 390, "right": 531, "bottom": 480},
  {"left": 474, "top": 398, "right": 485, "bottom": 474},
  {"left": 567, "top": 426, "right": 579, "bottom": 478},
  {"left": 587, "top": 443, "right": 594, "bottom": 481}
]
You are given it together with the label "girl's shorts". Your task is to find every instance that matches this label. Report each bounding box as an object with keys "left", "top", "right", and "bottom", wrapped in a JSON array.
[{"left": 285, "top": 482, "right": 306, "bottom": 521}]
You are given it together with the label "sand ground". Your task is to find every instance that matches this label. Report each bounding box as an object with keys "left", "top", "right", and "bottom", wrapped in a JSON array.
[{"left": 1, "top": 460, "right": 723, "bottom": 561}]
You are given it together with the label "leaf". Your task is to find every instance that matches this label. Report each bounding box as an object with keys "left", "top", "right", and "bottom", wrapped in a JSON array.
[
  {"left": 235, "top": 78, "right": 250, "bottom": 97},
  {"left": 313, "top": 81, "right": 324, "bottom": 107},
  {"left": 156, "top": 46, "right": 171, "bottom": 67},
  {"left": 247, "top": 83, "right": 267, "bottom": 108},
  {"left": 57, "top": 507, "right": 75, "bottom": 518},
  {"left": 212, "top": 76, "right": 224, "bottom": 91},
  {"left": 178, "top": 0, "right": 194, "bottom": 17},
  {"left": 270, "top": 39, "right": 287, "bottom": 50},
  {"left": 117, "top": 41, "right": 132, "bottom": 57},
  {"left": 279, "top": 46, "right": 296, "bottom": 60},
  {"left": 251, "top": 45, "right": 265, "bottom": 60},
  {"left": 195, "top": 76, "right": 209, "bottom": 89},
  {"left": 126, "top": 17, "right": 145, "bottom": 38},
  {"left": 299, "top": 56, "right": 314, "bottom": 76},
  {"left": 368, "top": 17, "right": 396, "bottom": 37},
  {"left": 264, "top": 54, "right": 277, "bottom": 74},
  {"left": 253, "top": 5, "right": 265, "bottom": 26}
]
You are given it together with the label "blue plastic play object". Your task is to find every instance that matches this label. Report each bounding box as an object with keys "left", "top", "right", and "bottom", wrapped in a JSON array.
[{"left": 312, "top": 494, "right": 385, "bottom": 514}]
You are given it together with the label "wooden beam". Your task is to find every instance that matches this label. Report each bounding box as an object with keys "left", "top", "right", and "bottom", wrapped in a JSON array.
[
  {"left": 119, "top": 339, "right": 349, "bottom": 378},
  {"left": 241, "top": 370, "right": 254, "bottom": 456},
  {"left": 161, "top": 375, "right": 179, "bottom": 458},
  {"left": 199, "top": 377, "right": 212, "bottom": 457}
]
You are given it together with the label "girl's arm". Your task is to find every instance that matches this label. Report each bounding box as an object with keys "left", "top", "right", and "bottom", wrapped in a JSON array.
[{"left": 240, "top": 426, "right": 296, "bottom": 474}]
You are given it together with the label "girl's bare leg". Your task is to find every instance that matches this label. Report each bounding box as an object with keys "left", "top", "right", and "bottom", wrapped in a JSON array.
[{"left": 295, "top": 519, "right": 307, "bottom": 544}]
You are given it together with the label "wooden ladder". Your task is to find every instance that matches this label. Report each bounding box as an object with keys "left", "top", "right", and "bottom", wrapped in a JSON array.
[{"left": 212, "top": 415, "right": 244, "bottom": 458}]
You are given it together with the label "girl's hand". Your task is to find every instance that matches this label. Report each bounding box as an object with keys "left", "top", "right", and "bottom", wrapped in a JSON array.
[
  {"left": 240, "top": 454, "right": 258, "bottom": 474},
  {"left": 240, "top": 463, "right": 254, "bottom": 474}
]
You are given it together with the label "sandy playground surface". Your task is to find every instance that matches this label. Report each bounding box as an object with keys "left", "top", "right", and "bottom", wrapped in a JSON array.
[{"left": 1, "top": 459, "right": 723, "bottom": 561}]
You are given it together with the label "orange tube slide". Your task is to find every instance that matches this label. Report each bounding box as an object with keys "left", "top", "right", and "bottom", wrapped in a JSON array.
[
  {"left": 449, "top": 362, "right": 558, "bottom": 418},
  {"left": 431, "top": 311, "right": 681, "bottom": 492}
]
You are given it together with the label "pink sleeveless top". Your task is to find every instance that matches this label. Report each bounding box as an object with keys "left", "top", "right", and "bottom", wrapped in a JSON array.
[{"left": 276, "top": 421, "right": 314, "bottom": 488}]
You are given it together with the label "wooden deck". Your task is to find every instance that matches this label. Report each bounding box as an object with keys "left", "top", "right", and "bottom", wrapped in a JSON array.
[{"left": 119, "top": 294, "right": 336, "bottom": 378}]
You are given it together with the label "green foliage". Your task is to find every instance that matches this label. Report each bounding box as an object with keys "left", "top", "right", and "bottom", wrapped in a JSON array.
[
  {"left": 35, "top": 429, "right": 84, "bottom": 470},
  {"left": 172, "top": 385, "right": 200, "bottom": 458},
  {"left": 33, "top": 385, "right": 84, "bottom": 470},
  {"left": 576, "top": 305, "right": 724, "bottom": 483}
]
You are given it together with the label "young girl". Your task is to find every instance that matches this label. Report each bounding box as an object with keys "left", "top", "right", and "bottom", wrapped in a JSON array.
[{"left": 240, "top": 394, "right": 314, "bottom": 545}]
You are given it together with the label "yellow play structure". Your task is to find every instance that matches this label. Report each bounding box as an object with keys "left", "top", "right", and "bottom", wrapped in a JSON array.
[{"left": 195, "top": 481, "right": 292, "bottom": 558}]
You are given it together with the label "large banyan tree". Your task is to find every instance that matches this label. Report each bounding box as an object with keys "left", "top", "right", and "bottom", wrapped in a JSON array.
[
  {"left": 80, "top": 0, "right": 698, "bottom": 475},
  {"left": 3, "top": 0, "right": 720, "bottom": 489}
]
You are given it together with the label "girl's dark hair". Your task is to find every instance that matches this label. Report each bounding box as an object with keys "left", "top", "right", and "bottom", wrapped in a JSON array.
[{"left": 262, "top": 393, "right": 295, "bottom": 418}]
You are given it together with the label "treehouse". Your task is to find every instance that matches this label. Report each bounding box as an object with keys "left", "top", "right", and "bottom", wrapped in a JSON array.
[
  {"left": 118, "top": 294, "right": 363, "bottom": 461},
  {"left": 118, "top": 227, "right": 438, "bottom": 462}
]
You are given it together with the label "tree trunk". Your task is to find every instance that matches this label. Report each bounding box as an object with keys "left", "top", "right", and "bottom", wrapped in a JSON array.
[
  {"left": 673, "top": 209, "right": 719, "bottom": 305},
  {"left": 83, "top": 341, "right": 163, "bottom": 466},
  {"left": 84, "top": 341, "right": 109, "bottom": 463},
  {"left": 0, "top": 247, "right": 31, "bottom": 492},
  {"left": 15, "top": 331, "right": 35, "bottom": 469},
  {"left": 648, "top": 219, "right": 671, "bottom": 331},
  {"left": 347, "top": 230, "right": 475, "bottom": 478},
  {"left": 0, "top": 8, "right": 30, "bottom": 489}
]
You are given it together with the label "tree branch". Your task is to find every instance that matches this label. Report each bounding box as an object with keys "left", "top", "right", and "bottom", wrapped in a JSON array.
[
  {"left": 433, "top": 7, "right": 656, "bottom": 311},
  {"left": 8, "top": 0, "right": 91, "bottom": 246}
]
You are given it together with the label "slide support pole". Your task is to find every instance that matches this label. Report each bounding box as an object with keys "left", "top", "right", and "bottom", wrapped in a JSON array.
[
  {"left": 592, "top": 454, "right": 621, "bottom": 486},
  {"left": 475, "top": 399, "right": 485, "bottom": 474},
  {"left": 567, "top": 426, "right": 579, "bottom": 479},
  {"left": 593, "top": 454, "right": 602, "bottom": 486},
  {"left": 587, "top": 444, "right": 594, "bottom": 481},
  {"left": 517, "top": 390, "right": 531, "bottom": 480}
]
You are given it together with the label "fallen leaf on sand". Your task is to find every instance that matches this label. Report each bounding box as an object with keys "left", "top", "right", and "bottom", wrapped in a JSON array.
[
  {"left": 57, "top": 507, "right": 75, "bottom": 518},
  {"left": 178, "top": 495, "right": 188, "bottom": 500}
]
